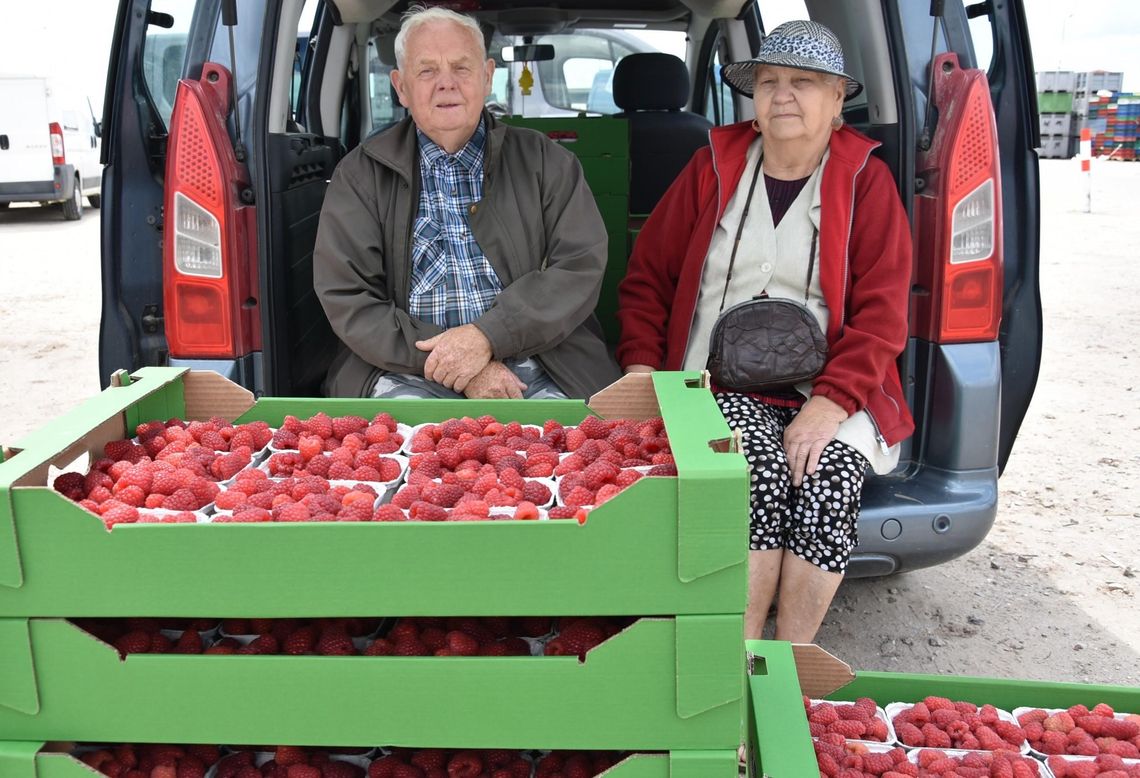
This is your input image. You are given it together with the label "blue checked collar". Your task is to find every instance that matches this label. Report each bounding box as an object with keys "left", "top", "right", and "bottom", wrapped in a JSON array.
[{"left": 416, "top": 117, "right": 487, "bottom": 176}]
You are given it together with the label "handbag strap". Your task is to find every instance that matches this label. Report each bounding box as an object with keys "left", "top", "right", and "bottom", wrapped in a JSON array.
[
  {"left": 718, "top": 160, "right": 764, "bottom": 314},
  {"left": 718, "top": 160, "right": 820, "bottom": 313}
]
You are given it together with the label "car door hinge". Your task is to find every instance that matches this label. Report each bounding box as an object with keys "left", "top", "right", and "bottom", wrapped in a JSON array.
[{"left": 141, "top": 304, "right": 164, "bottom": 334}]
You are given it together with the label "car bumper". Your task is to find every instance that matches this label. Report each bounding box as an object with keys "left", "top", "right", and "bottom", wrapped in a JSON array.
[
  {"left": 0, "top": 164, "right": 77, "bottom": 204},
  {"left": 849, "top": 466, "right": 998, "bottom": 577}
]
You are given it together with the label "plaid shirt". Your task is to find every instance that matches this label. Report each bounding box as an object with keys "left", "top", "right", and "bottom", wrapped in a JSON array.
[{"left": 408, "top": 118, "right": 504, "bottom": 328}]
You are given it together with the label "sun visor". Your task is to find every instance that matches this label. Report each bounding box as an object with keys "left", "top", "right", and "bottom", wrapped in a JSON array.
[{"left": 327, "top": 0, "right": 401, "bottom": 25}]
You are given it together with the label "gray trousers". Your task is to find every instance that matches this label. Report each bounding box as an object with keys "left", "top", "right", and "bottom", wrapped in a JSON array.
[{"left": 371, "top": 357, "right": 567, "bottom": 399}]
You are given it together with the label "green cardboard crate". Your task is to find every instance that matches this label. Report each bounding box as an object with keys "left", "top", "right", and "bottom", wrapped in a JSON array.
[
  {"left": 1, "top": 743, "right": 741, "bottom": 778},
  {"left": 500, "top": 116, "right": 629, "bottom": 162},
  {"left": 0, "top": 616, "right": 744, "bottom": 750},
  {"left": 745, "top": 640, "right": 1140, "bottom": 777},
  {"left": 0, "top": 368, "right": 747, "bottom": 618}
]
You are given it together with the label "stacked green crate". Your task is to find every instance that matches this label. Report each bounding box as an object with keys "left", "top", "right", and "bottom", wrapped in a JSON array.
[
  {"left": 746, "top": 640, "right": 1140, "bottom": 776},
  {"left": 501, "top": 116, "right": 629, "bottom": 345},
  {"left": 0, "top": 367, "right": 750, "bottom": 776},
  {"left": 1037, "top": 92, "right": 1074, "bottom": 114}
]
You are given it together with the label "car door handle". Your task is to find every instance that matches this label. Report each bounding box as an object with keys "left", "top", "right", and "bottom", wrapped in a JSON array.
[{"left": 0, "top": 135, "right": 9, "bottom": 151}]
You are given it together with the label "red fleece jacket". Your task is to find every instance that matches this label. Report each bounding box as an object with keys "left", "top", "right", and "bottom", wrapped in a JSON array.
[{"left": 617, "top": 121, "right": 915, "bottom": 447}]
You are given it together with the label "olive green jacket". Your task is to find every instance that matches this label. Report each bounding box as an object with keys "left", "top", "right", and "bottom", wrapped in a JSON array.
[{"left": 314, "top": 111, "right": 620, "bottom": 398}]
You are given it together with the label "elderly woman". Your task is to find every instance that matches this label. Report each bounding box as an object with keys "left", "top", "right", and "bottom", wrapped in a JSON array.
[{"left": 617, "top": 20, "right": 914, "bottom": 642}]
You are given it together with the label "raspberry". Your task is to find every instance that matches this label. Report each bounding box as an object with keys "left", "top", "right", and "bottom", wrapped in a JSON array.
[
  {"left": 337, "top": 501, "right": 373, "bottom": 522},
  {"left": 896, "top": 722, "right": 924, "bottom": 746},
  {"left": 522, "top": 480, "right": 552, "bottom": 504},
  {"left": 547, "top": 505, "right": 578, "bottom": 519},
  {"left": 995, "top": 719, "right": 1027, "bottom": 745},
  {"left": 113, "top": 629, "right": 154, "bottom": 655},
  {"left": 647, "top": 463, "right": 677, "bottom": 476},
  {"left": 563, "top": 486, "right": 595, "bottom": 507},
  {"left": 594, "top": 484, "right": 622, "bottom": 504},
  {"left": 1101, "top": 717, "right": 1140, "bottom": 739},
  {"left": 53, "top": 471, "right": 89, "bottom": 500},
  {"left": 828, "top": 719, "right": 867, "bottom": 739},
  {"left": 866, "top": 717, "right": 889, "bottom": 741},
  {"left": 113, "top": 484, "right": 145, "bottom": 507},
  {"left": 298, "top": 435, "right": 324, "bottom": 462},
  {"left": 577, "top": 415, "right": 609, "bottom": 440},
  {"left": 391, "top": 485, "right": 420, "bottom": 508},
  {"left": 514, "top": 501, "right": 540, "bottom": 520},
  {"left": 237, "top": 634, "right": 279, "bottom": 655},
  {"left": 115, "top": 463, "right": 155, "bottom": 493},
  {"left": 861, "top": 753, "right": 895, "bottom": 775},
  {"left": 408, "top": 501, "right": 448, "bottom": 522},
  {"left": 349, "top": 465, "right": 380, "bottom": 482},
  {"left": 422, "top": 482, "right": 465, "bottom": 508},
  {"left": 281, "top": 625, "right": 318, "bottom": 655},
  {"left": 162, "top": 488, "right": 201, "bottom": 511},
  {"left": 331, "top": 415, "right": 366, "bottom": 439},
  {"left": 317, "top": 626, "right": 356, "bottom": 656},
  {"left": 105, "top": 439, "right": 148, "bottom": 462},
  {"left": 372, "top": 504, "right": 406, "bottom": 522},
  {"left": 924, "top": 696, "right": 955, "bottom": 712},
  {"left": 274, "top": 502, "right": 311, "bottom": 523},
  {"left": 210, "top": 450, "right": 251, "bottom": 481},
  {"left": 810, "top": 704, "right": 841, "bottom": 726},
  {"left": 614, "top": 469, "right": 643, "bottom": 488}
]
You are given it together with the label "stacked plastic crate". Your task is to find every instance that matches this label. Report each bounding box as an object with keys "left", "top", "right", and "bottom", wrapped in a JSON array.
[
  {"left": 1037, "top": 71, "right": 1079, "bottom": 159},
  {"left": 1037, "top": 70, "right": 1129, "bottom": 160},
  {"left": 0, "top": 367, "right": 751, "bottom": 777},
  {"left": 1089, "top": 92, "right": 1139, "bottom": 161}
]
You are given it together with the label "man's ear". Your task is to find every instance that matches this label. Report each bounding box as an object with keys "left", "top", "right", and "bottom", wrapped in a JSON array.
[
  {"left": 483, "top": 58, "right": 495, "bottom": 97},
  {"left": 390, "top": 69, "right": 410, "bottom": 109}
]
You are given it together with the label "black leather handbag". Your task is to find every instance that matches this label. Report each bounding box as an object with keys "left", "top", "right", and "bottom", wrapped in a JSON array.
[{"left": 705, "top": 162, "right": 828, "bottom": 393}]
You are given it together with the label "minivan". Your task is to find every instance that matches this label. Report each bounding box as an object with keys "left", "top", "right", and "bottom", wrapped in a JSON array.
[
  {"left": 0, "top": 75, "right": 103, "bottom": 219},
  {"left": 97, "top": 0, "right": 1043, "bottom": 578}
]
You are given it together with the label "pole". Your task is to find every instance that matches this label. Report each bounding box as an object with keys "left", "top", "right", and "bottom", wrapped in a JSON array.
[{"left": 1079, "top": 127, "right": 1091, "bottom": 213}]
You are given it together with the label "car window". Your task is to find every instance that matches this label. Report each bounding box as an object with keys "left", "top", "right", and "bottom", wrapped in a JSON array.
[
  {"left": 965, "top": 8, "right": 996, "bottom": 74},
  {"left": 365, "top": 42, "right": 397, "bottom": 128},
  {"left": 491, "top": 30, "right": 687, "bottom": 117},
  {"left": 700, "top": 29, "right": 736, "bottom": 126},
  {"left": 140, "top": 0, "right": 196, "bottom": 130},
  {"left": 759, "top": 0, "right": 810, "bottom": 30}
]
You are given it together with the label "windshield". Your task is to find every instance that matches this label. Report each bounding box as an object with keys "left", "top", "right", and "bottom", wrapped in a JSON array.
[{"left": 488, "top": 30, "right": 688, "bottom": 117}]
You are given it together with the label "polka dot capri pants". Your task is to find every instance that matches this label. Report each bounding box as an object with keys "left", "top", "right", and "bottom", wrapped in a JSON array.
[{"left": 715, "top": 392, "right": 869, "bottom": 574}]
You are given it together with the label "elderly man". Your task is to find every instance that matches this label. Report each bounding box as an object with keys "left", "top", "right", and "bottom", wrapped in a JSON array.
[{"left": 314, "top": 6, "right": 620, "bottom": 399}]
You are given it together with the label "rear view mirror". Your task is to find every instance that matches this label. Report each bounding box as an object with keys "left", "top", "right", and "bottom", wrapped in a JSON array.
[{"left": 502, "top": 44, "right": 555, "bottom": 63}]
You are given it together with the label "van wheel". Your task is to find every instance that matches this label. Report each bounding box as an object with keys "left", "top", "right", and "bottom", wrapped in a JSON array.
[
  {"left": 87, "top": 194, "right": 101, "bottom": 208},
  {"left": 61, "top": 177, "right": 83, "bottom": 221}
]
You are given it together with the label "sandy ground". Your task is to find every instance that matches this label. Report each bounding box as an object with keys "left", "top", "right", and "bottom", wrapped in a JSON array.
[{"left": 1, "top": 160, "right": 1138, "bottom": 688}]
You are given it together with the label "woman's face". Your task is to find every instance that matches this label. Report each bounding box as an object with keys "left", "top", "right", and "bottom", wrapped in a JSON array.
[{"left": 751, "top": 65, "right": 845, "bottom": 145}]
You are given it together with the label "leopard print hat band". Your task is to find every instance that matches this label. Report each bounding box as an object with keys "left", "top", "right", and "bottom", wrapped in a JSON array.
[{"left": 721, "top": 20, "right": 864, "bottom": 100}]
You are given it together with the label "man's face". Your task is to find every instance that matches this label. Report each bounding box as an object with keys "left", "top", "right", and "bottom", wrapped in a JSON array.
[{"left": 390, "top": 20, "right": 494, "bottom": 152}]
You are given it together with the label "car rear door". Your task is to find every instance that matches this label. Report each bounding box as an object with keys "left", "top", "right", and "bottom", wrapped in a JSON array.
[
  {"left": 99, "top": 0, "right": 268, "bottom": 389},
  {"left": 0, "top": 77, "right": 53, "bottom": 188},
  {"left": 943, "top": 0, "right": 1043, "bottom": 469}
]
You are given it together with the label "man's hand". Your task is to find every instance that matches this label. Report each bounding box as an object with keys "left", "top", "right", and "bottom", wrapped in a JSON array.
[
  {"left": 463, "top": 361, "right": 527, "bottom": 399},
  {"left": 624, "top": 364, "right": 656, "bottom": 374},
  {"left": 415, "top": 324, "right": 493, "bottom": 392},
  {"left": 783, "top": 395, "right": 849, "bottom": 487}
]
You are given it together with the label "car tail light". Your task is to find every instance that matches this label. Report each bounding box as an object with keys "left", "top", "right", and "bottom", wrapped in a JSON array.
[
  {"left": 912, "top": 54, "right": 1003, "bottom": 344},
  {"left": 49, "top": 122, "right": 65, "bottom": 165},
  {"left": 162, "top": 63, "right": 260, "bottom": 358}
]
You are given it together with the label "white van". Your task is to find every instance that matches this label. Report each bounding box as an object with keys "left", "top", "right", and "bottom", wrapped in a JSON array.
[{"left": 0, "top": 75, "right": 102, "bottom": 219}]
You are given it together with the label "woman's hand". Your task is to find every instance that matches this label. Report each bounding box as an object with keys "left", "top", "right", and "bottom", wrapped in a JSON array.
[
  {"left": 783, "top": 395, "right": 848, "bottom": 487},
  {"left": 624, "top": 364, "right": 656, "bottom": 374}
]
